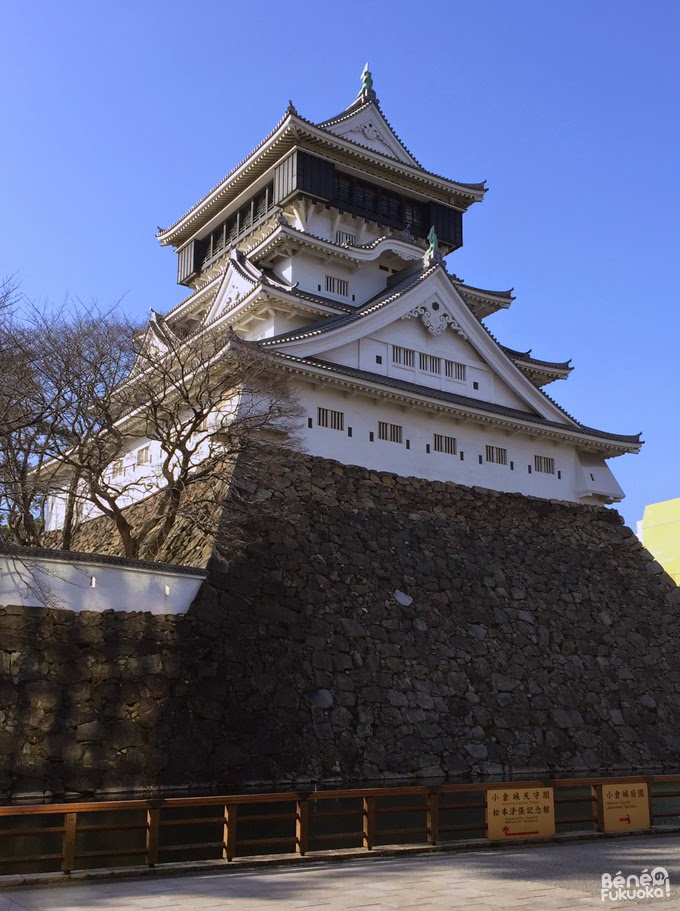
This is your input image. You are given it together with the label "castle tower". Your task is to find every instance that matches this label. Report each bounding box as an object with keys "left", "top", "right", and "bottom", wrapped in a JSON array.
[{"left": 153, "top": 69, "right": 640, "bottom": 505}]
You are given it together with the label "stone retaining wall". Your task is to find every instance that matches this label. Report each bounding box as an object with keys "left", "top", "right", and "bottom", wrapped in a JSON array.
[{"left": 1, "top": 452, "right": 679, "bottom": 798}]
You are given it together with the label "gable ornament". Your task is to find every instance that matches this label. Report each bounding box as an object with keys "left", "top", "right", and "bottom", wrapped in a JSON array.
[{"left": 403, "top": 304, "right": 468, "bottom": 339}]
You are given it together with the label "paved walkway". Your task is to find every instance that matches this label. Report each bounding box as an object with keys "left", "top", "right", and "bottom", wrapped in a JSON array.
[{"left": 2, "top": 834, "right": 680, "bottom": 909}]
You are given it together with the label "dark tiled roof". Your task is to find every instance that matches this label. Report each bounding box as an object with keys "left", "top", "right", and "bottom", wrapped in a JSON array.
[
  {"left": 283, "top": 287, "right": 357, "bottom": 314},
  {"left": 0, "top": 542, "right": 206, "bottom": 576},
  {"left": 501, "top": 345, "right": 573, "bottom": 371},
  {"left": 157, "top": 110, "right": 291, "bottom": 239},
  {"left": 303, "top": 104, "right": 486, "bottom": 191},
  {"left": 455, "top": 281, "right": 515, "bottom": 301},
  {"left": 259, "top": 263, "right": 435, "bottom": 347},
  {"left": 159, "top": 108, "right": 486, "bottom": 243}
]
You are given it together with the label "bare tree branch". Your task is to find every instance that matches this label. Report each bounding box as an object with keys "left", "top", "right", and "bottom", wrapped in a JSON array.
[{"left": 1, "top": 294, "right": 301, "bottom": 563}]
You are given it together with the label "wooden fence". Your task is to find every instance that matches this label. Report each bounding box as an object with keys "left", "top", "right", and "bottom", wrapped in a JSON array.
[{"left": 1, "top": 775, "right": 679, "bottom": 876}]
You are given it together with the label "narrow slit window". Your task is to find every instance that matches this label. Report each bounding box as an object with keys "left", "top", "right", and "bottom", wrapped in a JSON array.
[
  {"left": 419, "top": 353, "right": 441, "bottom": 375},
  {"left": 378, "top": 421, "right": 403, "bottom": 444},
  {"left": 485, "top": 445, "right": 508, "bottom": 465},
  {"left": 534, "top": 455, "right": 555, "bottom": 474},
  {"left": 325, "top": 275, "right": 349, "bottom": 297},
  {"left": 392, "top": 346, "right": 415, "bottom": 368},
  {"left": 317, "top": 407, "right": 344, "bottom": 431},
  {"left": 336, "top": 230, "right": 357, "bottom": 245},
  {"left": 445, "top": 360, "right": 466, "bottom": 381},
  {"left": 433, "top": 433, "right": 457, "bottom": 455}
]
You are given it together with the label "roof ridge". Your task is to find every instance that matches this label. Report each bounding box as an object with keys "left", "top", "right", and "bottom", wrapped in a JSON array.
[
  {"left": 157, "top": 109, "right": 291, "bottom": 238},
  {"left": 258, "top": 263, "right": 436, "bottom": 347},
  {"left": 316, "top": 96, "right": 423, "bottom": 168}
]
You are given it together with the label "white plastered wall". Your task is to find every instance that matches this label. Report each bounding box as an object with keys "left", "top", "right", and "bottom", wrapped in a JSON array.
[
  {"left": 0, "top": 554, "right": 205, "bottom": 614},
  {"left": 321, "top": 317, "right": 529, "bottom": 411},
  {"left": 294, "top": 379, "right": 622, "bottom": 504}
]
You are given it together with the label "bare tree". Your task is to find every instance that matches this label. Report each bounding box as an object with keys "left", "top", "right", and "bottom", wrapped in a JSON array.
[
  {"left": 63, "top": 319, "right": 301, "bottom": 559},
  {"left": 1, "top": 297, "right": 301, "bottom": 561},
  {"left": 0, "top": 298, "right": 137, "bottom": 548},
  {"left": 0, "top": 278, "right": 52, "bottom": 545}
]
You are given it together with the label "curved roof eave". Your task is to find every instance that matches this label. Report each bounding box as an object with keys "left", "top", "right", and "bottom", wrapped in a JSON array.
[
  {"left": 269, "top": 351, "right": 642, "bottom": 453},
  {"left": 157, "top": 113, "right": 487, "bottom": 248}
]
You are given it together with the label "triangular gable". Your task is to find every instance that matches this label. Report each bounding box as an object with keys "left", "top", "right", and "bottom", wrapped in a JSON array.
[
  {"left": 203, "top": 251, "right": 262, "bottom": 325},
  {"left": 268, "top": 267, "right": 578, "bottom": 426},
  {"left": 318, "top": 100, "right": 419, "bottom": 167},
  {"left": 129, "top": 311, "right": 181, "bottom": 377}
]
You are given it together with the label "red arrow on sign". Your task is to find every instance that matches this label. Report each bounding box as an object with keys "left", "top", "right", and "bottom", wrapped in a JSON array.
[
  {"left": 502, "top": 826, "right": 540, "bottom": 837},
  {"left": 619, "top": 815, "right": 631, "bottom": 824}
]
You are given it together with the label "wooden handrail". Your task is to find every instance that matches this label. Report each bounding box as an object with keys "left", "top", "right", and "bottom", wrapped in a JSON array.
[{"left": 0, "top": 774, "right": 678, "bottom": 876}]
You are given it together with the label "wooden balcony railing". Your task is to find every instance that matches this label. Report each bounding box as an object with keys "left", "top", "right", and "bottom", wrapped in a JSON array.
[{"left": 1, "top": 775, "right": 679, "bottom": 877}]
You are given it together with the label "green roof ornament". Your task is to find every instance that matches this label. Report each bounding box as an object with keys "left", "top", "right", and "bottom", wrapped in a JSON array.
[
  {"left": 424, "top": 225, "right": 443, "bottom": 264},
  {"left": 358, "top": 62, "right": 376, "bottom": 100}
]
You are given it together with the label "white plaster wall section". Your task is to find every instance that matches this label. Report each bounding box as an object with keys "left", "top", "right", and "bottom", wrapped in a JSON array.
[
  {"left": 289, "top": 251, "right": 388, "bottom": 305},
  {"left": 274, "top": 268, "right": 574, "bottom": 428},
  {"left": 243, "top": 312, "right": 310, "bottom": 342},
  {"left": 576, "top": 452, "right": 625, "bottom": 501},
  {"left": 358, "top": 338, "right": 389, "bottom": 373},
  {"left": 295, "top": 382, "right": 594, "bottom": 500},
  {"left": 322, "top": 341, "right": 361, "bottom": 369},
  {"left": 0, "top": 554, "right": 205, "bottom": 614}
]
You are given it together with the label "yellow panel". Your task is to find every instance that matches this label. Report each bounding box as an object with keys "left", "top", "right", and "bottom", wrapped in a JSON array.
[
  {"left": 486, "top": 787, "right": 555, "bottom": 840},
  {"left": 641, "top": 498, "right": 680, "bottom": 585},
  {"left": 599, "top": 783, "right": 650, "bottom": 832}
]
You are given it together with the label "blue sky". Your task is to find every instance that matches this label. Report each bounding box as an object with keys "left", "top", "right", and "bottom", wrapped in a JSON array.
[{"left": 2, "top": 0, "right": 678, "bottom": 529}]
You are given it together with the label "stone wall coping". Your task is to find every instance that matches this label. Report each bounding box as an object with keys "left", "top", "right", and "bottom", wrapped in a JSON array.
[{"left": 0, "top": 543, "right": 207, "bottom": 578}]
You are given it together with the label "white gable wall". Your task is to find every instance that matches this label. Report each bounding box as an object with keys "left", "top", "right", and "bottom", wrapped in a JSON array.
[
  {"left": 320, "top": 318, "right": 530, "bottom": 412},
  {"left": 322, "top": 102, "right": 419, "bottom": 166}
]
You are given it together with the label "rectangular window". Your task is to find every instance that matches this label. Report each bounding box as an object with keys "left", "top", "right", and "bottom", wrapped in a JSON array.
[
  {"left": 335, "top": 230, "right": 357, "bottom": 245},
  {"left": 378, "top": 421, "right": 403, "bottom": 444},
  {"left": 445, "top": 360, "right": 466, "bottom": 381},
  {"left": 419, "top": 353, "right": 441, "bottom": 375},
  {"left": 112, "top": 459, "right": 123, "bottom": 478},
  {"left": 392, "top": 345, "right": 415, "bottom": 368},
  {"left": 534, "top": 455, "right": 555, "bottom": 474},
  {"left": 485, "top": 445, "right": 507, "bottom": 465},
  {"left": 433, "top": 433, "right": 457, "bottom": 455},
  {"left": 325, "top": 275, "right": 349, "bottom": 297},
  {"left": 317, "top": 407, "right": 344, "bottom": 431},
  {"left": 136, "top": 446, "right": 150, "bottom": 466}
]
